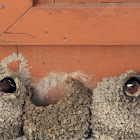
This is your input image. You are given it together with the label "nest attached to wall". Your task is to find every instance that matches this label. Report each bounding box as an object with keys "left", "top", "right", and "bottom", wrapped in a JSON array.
[
  {"left": 91, "top": 70, "right": 140, "bottom": 140},
  {"left": 23, "top": 78, "right": 92, "bottom": 140},
  {"left": 0, "top": 69, "right": 26, "bottom": 140}
]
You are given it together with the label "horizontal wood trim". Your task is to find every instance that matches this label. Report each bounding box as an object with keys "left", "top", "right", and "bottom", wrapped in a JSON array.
[
  {"left": 56, "top": 0, "right": 140, "bottom": 3},
  {"left": 0, "top": 3, "right": 140, "bottom": 45}
]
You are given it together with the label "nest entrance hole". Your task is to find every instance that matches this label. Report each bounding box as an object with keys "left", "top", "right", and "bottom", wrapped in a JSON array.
[
  {"left": 0, "top": 77, "right": 16, "bottom": 93},
  {"left": 124, "top": 77, "right": 140, "bottom": 97}
]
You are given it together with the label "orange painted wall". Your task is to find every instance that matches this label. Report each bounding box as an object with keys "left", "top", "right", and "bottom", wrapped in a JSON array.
[
  {"left": 18, "top": 45, "right": 140, "bottom": 80},
  {"left": 34, "top": 0, "right": 54, "bottom": 4},
  {"left": 55, "top": 0, "right": 140, "bottom": 2},
  {"left": 35, "top": 0, "right": 140, "bottom": 3},
  {"left": 1, "top": 45, "right": 140, "bottom": 83}
]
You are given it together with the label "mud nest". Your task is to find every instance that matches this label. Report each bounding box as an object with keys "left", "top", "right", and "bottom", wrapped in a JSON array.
[
  {"left": 0, "top": 70, "right": 26, "bottom": 140},
  {"left": 91, "top": 70, "right": 140, "bottom": 140},
  {"left": 23, "top": 78, "right": 92, "bottom": 140}
]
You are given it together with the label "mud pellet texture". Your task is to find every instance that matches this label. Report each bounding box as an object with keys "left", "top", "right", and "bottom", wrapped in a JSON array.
[
  {"left": 0, "top": 70, "right": 26, "bottom": 140},
  {"left": 23, "top": 78, "right": 92, "bottom": 140},
  {"left": 91, "top": 70, "right": 140, "bottom": 140}
]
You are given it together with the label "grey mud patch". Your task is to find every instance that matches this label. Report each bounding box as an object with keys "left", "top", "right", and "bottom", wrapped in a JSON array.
[
  {"left": 91, "top": 70, "right": 140, "bottom": 140},
  {"left": 34, "top": 71, "right": 92, "bottom": 105}
]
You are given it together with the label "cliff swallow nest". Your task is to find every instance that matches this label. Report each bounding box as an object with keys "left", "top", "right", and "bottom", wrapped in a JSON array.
[
  {"left": 0, "top": 69, "right": 140, "bottom": 140},
  {"left": 0, "top": 70, "right": 26, "bottom": 140},
  {"left": 91, "top": 70, "right": 140, "bottom": 140},
  {"left": 23, "top": 78, "right": 92, "bottom": 140}
]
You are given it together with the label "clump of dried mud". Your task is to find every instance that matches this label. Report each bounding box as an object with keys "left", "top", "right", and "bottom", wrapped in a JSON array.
[
  {"left": 0, "top": 69, "right": 26, "bottom": 140},
  {"left": 23, "top": 78, "right": 92, "bottom": 140},
  {"left": 91, "top": 70, "right": 140, "bottom": 140},
  {"left": 11, "top": 136, "right": 27, "bottom": 140}
]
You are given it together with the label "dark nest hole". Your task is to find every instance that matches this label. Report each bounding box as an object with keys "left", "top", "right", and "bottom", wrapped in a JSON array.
[
  {"left": 31, "top": 93, "right": 46, "bottom": 107},
  {"left": 28, "top": 86, "right": 48, "bottom": 107},
  {"left": 0, "top": 77, "right": 16, "bottom": 93},
  {"left": 125, "top": 77, "right": 140, "bottom": 85},
  {"left": 124, "top": 77, "right": 140, "bottom": 100}
]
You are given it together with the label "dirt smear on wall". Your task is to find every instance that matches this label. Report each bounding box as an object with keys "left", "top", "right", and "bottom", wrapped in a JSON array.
[{"left": 34, "top": 71, "right": 92, "bottom": 105}]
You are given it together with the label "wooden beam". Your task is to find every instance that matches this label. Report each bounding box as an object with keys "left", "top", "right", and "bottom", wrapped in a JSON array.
[
  {"left": 0, "top": 0, "right": 33, "bottom": 36},
  {"left": 55, "top": 0, "right": 140, "bottom": 3},
  {"left": 0, "top": 3, "right": 140, "bottom": 45},
  {"left": 34, "top": 0, "right": 54, "bottom": 4}
]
